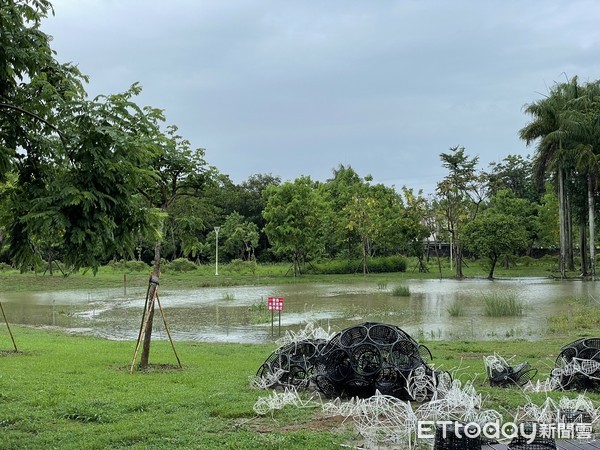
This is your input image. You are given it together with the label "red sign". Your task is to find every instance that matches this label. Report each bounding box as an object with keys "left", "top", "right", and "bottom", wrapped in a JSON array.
[{"left": 267, "top": 297, "right": 284, "bottom": 311}]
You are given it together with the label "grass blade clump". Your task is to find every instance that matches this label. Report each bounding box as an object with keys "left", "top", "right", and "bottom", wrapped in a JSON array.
[
  {"left": 391, "top": 285, "right": 410, "bottom": 297},
  {"left": 447, "top": 299, "right": 465, "bottom": 317},
  {"left": 483, "top": 292, "right": 524, "bottom": 317}
]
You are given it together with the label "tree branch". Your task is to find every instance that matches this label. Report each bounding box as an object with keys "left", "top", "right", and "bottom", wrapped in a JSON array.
[{"left": 0, "top": 102, "right": 69, "bottom": 153}]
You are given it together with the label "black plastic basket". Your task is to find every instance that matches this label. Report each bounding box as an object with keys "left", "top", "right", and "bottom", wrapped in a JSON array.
[{"left": 433, "top": 423, "right": 481, "bottom": 450}]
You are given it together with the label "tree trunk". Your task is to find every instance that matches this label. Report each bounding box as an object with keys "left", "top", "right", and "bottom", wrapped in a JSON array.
[
  {"left": 580, "top": 221, "right": 588, "bottom": 276},
  {"left": 454, "top": 223, "right": 464, "bottom": 279},
  {"left": 566, "top": 190, "right": 575, "bottom": 272},
  {"left": 361, "top": 235, "right": 368, "bottom": 275},
  {"left": 488, "top": 257, "right": 497, "bottom": 280},
  {"left": 48, "top": 251, "right": 54, "bottom": 276},
  {"left": 558, "top": 167, "right": 567, "bottom": 278},
  {"left": 455, "top": 240, "right": 464, "bottom": 279},
  {"left": 140, "top": 241, "right": 161, "bottom": 368},
  {"left": 293, "top": 253, "right": 299, "bottom": 277},
  {"left": 589, "top": 174, "right": 596, "bottom": 280}
]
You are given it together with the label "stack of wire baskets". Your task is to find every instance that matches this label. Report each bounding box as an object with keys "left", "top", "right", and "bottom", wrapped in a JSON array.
[{"left": 257, "top": 322, "right": 447, "bottom": 401}]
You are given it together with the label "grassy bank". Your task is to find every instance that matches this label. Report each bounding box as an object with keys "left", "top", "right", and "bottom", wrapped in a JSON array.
[
  {"left": 0, "top": 256, "right": 570, "bottom": 293},
  {"left": 1, "top": 327, "right": 598, "bottom": 449}
]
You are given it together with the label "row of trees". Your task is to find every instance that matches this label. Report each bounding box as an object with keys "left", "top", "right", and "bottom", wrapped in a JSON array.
[
  {"left": 2, "top": 1, "right": 600, "bottom": 284},
  {"left": 520, "top": 76, "right": 600, "bottom": 279}
]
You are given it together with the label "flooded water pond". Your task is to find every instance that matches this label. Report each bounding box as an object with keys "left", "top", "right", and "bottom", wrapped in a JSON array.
[{"left": 1, "top": 277, "right": 599, "bottom": 343}]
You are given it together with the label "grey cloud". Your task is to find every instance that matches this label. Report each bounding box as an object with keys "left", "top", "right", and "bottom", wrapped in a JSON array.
[{"left": 43, "top": 0, "right": 600, "bottom": 193}]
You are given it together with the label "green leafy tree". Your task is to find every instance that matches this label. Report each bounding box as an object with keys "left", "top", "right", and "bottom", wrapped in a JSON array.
[
  {"left": 344, "top": 193, "right": 379, "bottom": 275},
  {"left": 435, "top": 146, "right": 486, "bottom": 279},
  {"left": 487, "top": 189, "right": 539, "bottom": 257},
  {"left": 262, "top": 176, "right": 327, "bottom": 276},
  {"left": 1, "top": 1, "right": 163, "bottom": 273},
  {"left": 463, "top": 212, "right": 528, "bottom": 279},
  {"left": 399, "top": 187, "right": 432, "bottom": 272},
  {"left": 486, "top": 154, "right": 538, "bottom": 202},
  {"left": 137, "top": 126, "right": 214, "bottom": 368},
  {"left": 321, "top": 165, "right": 366, "bottom": 258},
  {"left": 235, "top": 173, "right": 280, "bottom": 260},
  {"left": 536, "top": 188, "right": 560, "bottom": 251},
  {"left": 221, "top": 211, "right": 259, "bottom": 261}
]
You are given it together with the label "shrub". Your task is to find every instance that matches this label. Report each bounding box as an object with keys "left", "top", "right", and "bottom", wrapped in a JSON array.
[
  {"left": 0, "top": 262, "right": 13, "bottom": 272},
  {"left": 125, "top": 260, "right": 150, "bottom": 272},
  {"left": 106, "top": 259, "right": 148, "bottom": 272},
  {"left": 228, "top": 259, "right": 257, "bottom": 275},
  {"left": 369, "top": 256, "right": 407, "bottom": 273},
  {"left": 517, "top": 256, "right": 535, "bottom": 267},
  {"left": 310, "top": 256, "right": 407, "bottom": 275},
  {"left": 167, "top": 258, "right": 197, "bottom": 272}
]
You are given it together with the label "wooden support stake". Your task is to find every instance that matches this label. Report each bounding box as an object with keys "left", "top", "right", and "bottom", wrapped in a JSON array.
[
  {"left": 0, "top": 301, "right": 17, "bottom": 352},
  {"left": 156, "top": 294, "right": 182, "bottom": 368},
  {"left": 130, "top": 287, "right": 156, "bottom": 373}
]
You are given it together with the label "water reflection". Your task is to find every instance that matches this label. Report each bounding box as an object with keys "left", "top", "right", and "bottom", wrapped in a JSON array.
[{"left": 1, "top": 277, "right": 598, "bottom": 343}]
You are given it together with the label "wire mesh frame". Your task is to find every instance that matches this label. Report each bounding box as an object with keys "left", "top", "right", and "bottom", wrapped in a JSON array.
[
  {"left": 256, "top": 322, "right": 440, "bottom": 401},
  {"left": 433, "top": 423, "right": 482, "bottom": 450},
  {"left": 506, "top": 422, "right": 558, "bottom": 450},
  {"left": 256, "top": 339, "right": 326, "bottom": 387},
  {"left": 553, "top": 337, "right": 600, "bottom": 391},
  {"left": 339, "top": 325, "right": 370, "bottom": 348}
]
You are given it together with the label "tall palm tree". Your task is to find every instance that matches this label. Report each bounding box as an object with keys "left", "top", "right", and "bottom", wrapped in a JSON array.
[
  {"left": 519, "top": 77, "right": 582, "bottom": 278},
  {"left": 569, "top": 81, "right": 600, "bottom": 279}
]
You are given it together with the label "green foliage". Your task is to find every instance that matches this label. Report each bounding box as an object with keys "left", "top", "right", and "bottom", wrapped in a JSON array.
[
  {"left": 228, "top": 258, "right": 257, "bottom": 275},
  {"left": 0, "top": 262, "right": 13, "bottom": 272},
  {"left": 483, "top": 292, "right": 524, "bottom": 317},
  {"left": 219, "top": 212, "right": 259, "bottom": 261},
  {"left": 547, "top": 304, "right": 600, "bottom": 333},
  {"left": 435, "top": 146, "right": 485, "bottom": 278},
  {"left": 369, "top": 255, "right": 407, "bottom": 273},
  {"left": 262, "top": 176, "right": 327, "bottom": 275},
  {"left": 221, "top": 292, "right": 235, "bottom": 301},
  {"left": 390, "top": 285, "right": 410, "bottom": 297},
  {"left": 247, "top": 300, "right": 270, "bottom": 324},
  {"left": 447, "top": 300, "right": 465, "bottom": 317},
  {"left": 107, "top": 259, "right": 150, "bottom": 273},
  {"left": 463, "top": 212, "right": 529, "bottom": 278},
  {"left": 166, "top": 258, "right": 197, "bottom": 272},
  {"left": 310, "top": 256, "right": 406, "bottom": 274},
  {"left": 517, "top": 255, "right": 536, "bottom": 267}
]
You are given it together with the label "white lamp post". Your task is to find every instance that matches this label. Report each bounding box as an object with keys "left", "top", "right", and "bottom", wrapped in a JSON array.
[{"left": 214, "top": 226, "right": 220, "bottom": 276}]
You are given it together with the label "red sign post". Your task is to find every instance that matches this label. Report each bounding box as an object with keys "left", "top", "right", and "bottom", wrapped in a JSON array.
[{"left": 267, "top": 297, "right": 284, "bottom": 336}]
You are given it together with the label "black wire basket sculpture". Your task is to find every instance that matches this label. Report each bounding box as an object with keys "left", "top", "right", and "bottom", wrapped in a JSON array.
[
  {"left": 257, "top": 322, "right": 447, "bottom": 401},
  {"left": 433, "top": 423, "right": 482, "bottom": 450},
  {"left": 490, "top": 361, "right": 538, "bottom": 387},
  {"left": 256, "top": 339, "right": 327, "bottom": 389},
  {"left": 507, "top": 423, "right": 557, "bottom": 450},
  {"left": 553, "top": 337, "right": 600, "bottom": 391}
]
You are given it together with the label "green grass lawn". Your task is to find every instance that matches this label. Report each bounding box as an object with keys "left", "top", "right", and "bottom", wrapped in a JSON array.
[
  {"left": 0, "top": 259, "right": 596, "bottom": 448},
  {"left": 1, "top": 327, "right": 598, "bottom": 449}
]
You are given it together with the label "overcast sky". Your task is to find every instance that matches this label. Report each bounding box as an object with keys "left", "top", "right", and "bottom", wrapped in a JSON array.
[{"left": 42, "top": 0, "right": 600, "bottom": 195}]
